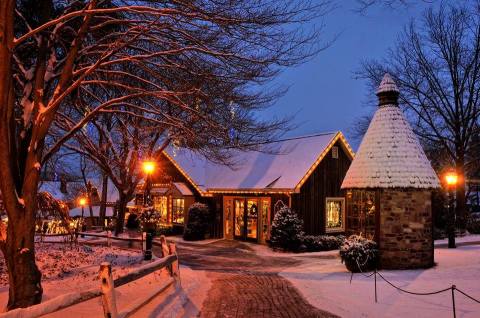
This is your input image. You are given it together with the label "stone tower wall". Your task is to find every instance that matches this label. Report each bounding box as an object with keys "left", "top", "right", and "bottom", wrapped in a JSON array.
[{"left": 379, "top": 189, "right": 433, "bottom": 269}]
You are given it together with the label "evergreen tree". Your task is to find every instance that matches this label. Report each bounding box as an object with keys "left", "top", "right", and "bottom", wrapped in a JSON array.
[{"left": 269, "top": 206, "right": 304, "bottom": 251}]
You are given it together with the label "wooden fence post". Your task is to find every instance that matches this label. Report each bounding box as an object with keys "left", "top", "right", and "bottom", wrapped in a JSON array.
[
  {"left": 99, "top": 262, "right": 118, "bottom": 318},
  {"left": 159, "top": 235, "right": 169, "bottom": 258},
  {"left": 169, "top": 243, "right": 180, "bottom": 283}
]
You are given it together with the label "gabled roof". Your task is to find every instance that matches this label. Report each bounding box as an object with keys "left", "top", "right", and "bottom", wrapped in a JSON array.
[
  {"left": 164, "top": 131, "right": 354, "bottom": 195},
  {"left": 341, "top": 74, "right": 440, "bottom": 189}
]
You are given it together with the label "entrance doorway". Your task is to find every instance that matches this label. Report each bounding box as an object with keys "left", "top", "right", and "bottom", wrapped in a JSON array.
[{"left": 234, "top": 198, "right": 259, "bottom": 241}]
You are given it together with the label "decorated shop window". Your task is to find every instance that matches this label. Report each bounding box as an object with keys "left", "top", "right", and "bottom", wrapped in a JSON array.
[
  {"left": 153, "top": 196, "right": 168, "bottom": 223},
  {"left": 325, "top": 197, "right": 345, "bottom": 232},
  {"left": 172, "top": 198, "right": 185, "bottom": 224}
]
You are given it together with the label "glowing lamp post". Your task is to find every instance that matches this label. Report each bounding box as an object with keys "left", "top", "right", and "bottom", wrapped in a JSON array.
[
  {"left": 78, "top": 197, "right": 88, "bottom": 236},
  {"left": 444, "top": 170, "right": 458, "bottom": 249},
  {"left": 142, "top": 161, "right": 156, "bottom": 207},
  {"left": 142, "top": 160, "right": 156, "bottom": 260}
]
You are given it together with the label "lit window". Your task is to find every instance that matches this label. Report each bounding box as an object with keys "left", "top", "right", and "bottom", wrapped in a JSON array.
[
  {"left": 153, "top": 196, "right": 168, "bottom": 223},
  {"left": 326, "top": 197, "right": 345, "bottom": 232},
  {"left": 172, "top": 198, "right": 185, "bottom": 224},
  {"left": 332, "top": 146, "right": 339, "bottom": 159}
]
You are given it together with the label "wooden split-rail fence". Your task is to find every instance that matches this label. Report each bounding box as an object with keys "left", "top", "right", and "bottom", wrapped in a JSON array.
[{"left": 0, "top": 235, "right": 180, "bottom": 318}]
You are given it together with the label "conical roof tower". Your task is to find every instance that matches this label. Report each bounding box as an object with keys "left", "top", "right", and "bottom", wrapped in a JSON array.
[{"left": 341, "top": 74, "right": 440, "bottom": 189}]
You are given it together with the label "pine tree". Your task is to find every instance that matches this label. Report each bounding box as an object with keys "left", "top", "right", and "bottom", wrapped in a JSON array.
[{"left": 269, "top": 206, "right": 304, "bottom": 251}]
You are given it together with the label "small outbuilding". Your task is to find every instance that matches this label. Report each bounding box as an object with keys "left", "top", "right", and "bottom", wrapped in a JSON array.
[{"left": 341, "top": 73, "right": 440, "bottom": 269}]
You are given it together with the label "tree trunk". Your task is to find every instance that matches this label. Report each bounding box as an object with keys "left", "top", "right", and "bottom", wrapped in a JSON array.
[
  {"left": 0, "top": 1, "right": 43, "bottom": 309},
  {"left": 99, "top": 173, "right": 108, "bottom": 227},
  {"left": 4, "top": 207, "right": 42, "bottom": 310},
  {"left": 114, "top": 191, "right": 128, "bottom": 236}
]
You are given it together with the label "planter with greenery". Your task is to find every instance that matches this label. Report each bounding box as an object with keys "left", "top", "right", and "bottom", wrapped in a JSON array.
[{"left": 340, "top": 235, "right": 378, "bottom": 273}]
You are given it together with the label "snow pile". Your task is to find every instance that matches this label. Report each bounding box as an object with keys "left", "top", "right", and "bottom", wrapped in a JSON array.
[
  {"left": 0, "top": 244, "right": 143, "bottom": 287},
  {"left": 281, "top": 245, "right": 480, "bottom": 318}
]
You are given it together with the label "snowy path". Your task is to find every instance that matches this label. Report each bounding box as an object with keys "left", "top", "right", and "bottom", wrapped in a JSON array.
[
  {"left": 176, "top": 240, "right": 337, "bottom": 318},
  {"left": 279, "top": 245, "right": 480, "bottom": 318}
]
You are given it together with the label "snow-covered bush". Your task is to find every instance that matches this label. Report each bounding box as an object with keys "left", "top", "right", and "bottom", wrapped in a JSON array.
[
  {"left": 467, "top": 217, "right": 480, "bottom": 234},
  {"left": 269, "top": 206, "right": 304, "bottom": 251},
  {"left": 183, "top": 203, "right": 211, "bottom": 241},
  {"left": 139, "top": 207, "right": 162, "bottom": 232},
  {"left": 126, "top": 213, "right": 140, "bottom": 229},
  {"left": 340, "top": 235, "right": 378, "bottom": 272},
  {"left": 302, "top": 235, "right": 345, "bottom": 252}
]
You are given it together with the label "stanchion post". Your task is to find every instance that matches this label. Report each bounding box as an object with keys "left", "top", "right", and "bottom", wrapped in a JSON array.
[
  {"left": 100, "top": 262, "right": 118, "bottom": 318},
  {"left": 374, "top": 269, "right": 378, "bottom": 303},
  {"left": 451, "top": 285, "right": 456, "bottom": 318}
]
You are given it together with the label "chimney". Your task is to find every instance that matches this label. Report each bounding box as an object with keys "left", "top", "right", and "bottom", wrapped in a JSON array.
[
  {"left": 376, "top": 73, "right": 399, "bottom": 107},
  {"left": 60, "top": 176, "right": 67, "bottom": 194}
]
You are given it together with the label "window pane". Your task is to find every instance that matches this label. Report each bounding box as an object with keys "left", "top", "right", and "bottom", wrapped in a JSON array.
[
  {"left": 172, "top": 198, "right": 184, "bottom": 224},
  {"left": 153, "top": 196, "right": 168, "bottom": 223},
  {"left": 326, "top": 198, "right": 344, "bottom": 231}
]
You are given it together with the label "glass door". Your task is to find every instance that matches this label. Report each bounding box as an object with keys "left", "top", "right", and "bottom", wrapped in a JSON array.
[
  {"left": 246, "top": 199, "right": 258, "bottom": 241},
  {"left": 233, "top": 198, "right": 259, "bottom": 241},
  {"left": 234, "top": 199, "right": 245, "bottom": 239}
]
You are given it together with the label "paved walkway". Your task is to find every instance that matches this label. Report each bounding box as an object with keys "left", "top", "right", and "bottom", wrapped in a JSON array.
[{"left": 171, "top": 240, "right": 338, "bottom": 318}]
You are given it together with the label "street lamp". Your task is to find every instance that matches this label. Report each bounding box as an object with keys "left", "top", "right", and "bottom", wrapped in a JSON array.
[
  {"left": 78, "top": 196, "right": 88, "bottom": 236},
  {"left": 444, "top": 169, "right": 458, "bottom": 248},
  {"left": 142, "top": 161, "right": 156, "bottom": 207},
  {"left": 142, "top": 160, "right": 156, "bottom": 260}
]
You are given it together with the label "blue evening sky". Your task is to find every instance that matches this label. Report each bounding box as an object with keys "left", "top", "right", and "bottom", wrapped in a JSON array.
[{"left": 265, "top": 0, "right": 434, "bottom": 149}]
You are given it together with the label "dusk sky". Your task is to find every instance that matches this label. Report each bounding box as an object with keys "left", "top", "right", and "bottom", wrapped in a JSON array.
[{"left": 266, "top": 1, "right": 436, "bottom": 149}]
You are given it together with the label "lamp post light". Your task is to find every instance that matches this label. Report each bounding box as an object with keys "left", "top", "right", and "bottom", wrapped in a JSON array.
[
  {"left": 444, "top": 169, "right": 458, "bottom": 249},
  {"left": 142, "top": 161, "right": 156, "bottom": 207},
  {"left": 142, "top": 160, "right": 156, "bottom": 260},
  {"left": 78, "top": 197, "right": 87, "bottom": 237}
]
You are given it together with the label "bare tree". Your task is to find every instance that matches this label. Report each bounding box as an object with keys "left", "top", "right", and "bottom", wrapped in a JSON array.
[
  {"left": 355, "top": 0, "right": 423, "bottom": 14},
  {"left": 0, "top": 0, "right": 330, "bottom": 309},
  {"left": 358, "top": 3, "right": 480, "bottom": 232}
]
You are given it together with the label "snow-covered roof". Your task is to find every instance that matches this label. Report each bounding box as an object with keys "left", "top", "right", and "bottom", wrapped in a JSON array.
[
  {"left": 69, "top": 206, "right": 115, "bottom": 217},
  {"left": 38, "top": 181, "right": 83, "bottom": 201},
  {"left": 173, "top": 182, "right": 194, "bottom": 196},
  {"left": 377, "top": 73, "right": 399, "bottom": 94},
  {"left": 341, "top": 74, "right": 440, "bottom": 189},
  {"left": 165, "top": 132, "right": 354, "bottom": 193}
]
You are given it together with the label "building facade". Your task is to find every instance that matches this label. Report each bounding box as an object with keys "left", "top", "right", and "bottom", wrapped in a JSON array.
[
  {"left": 341, "top": 74, "right": 440, "bottom": 269},
  {"left": 135, "top": 132, "right": 354, "bottom": 243}
]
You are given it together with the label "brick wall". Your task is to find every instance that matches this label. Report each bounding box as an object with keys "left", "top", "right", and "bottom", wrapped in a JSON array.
[{"left": 379, "top": 189, "right": 434, "bottom": 269}]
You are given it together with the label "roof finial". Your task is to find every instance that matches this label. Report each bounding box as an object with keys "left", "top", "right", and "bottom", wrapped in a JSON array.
[{"left": 376, "top": 73, "right": 399, "bottom": 106}]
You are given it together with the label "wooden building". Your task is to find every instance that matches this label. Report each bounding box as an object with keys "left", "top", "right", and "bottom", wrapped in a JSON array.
[{"left": 137, "top": 132, "right": 354, "bottom": 244}]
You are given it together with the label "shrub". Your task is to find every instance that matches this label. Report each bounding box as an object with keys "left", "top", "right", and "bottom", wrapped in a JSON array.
[
  {"left": 467, "top": 218, "right": 480, "bottom": 234},
  {"left": 126, "top": 213, "right": 140, "bottom": 229},
  {"left": 183, "top": 203, "right": 211, "bottom": 241},
  {"left": 302, "top": 235, "right": 345, "bottom": 252},
  {"left": 269, "top": 206, "right": 304, "bottom": 251},
  {"left": 340, "top": 235, "right": 378, "bottom": 273}
]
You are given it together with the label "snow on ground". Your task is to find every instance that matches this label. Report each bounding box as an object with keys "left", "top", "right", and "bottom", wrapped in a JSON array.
[
  {"left": 130, "top": 265, "right": 211, "bottom": 318},
  {"left": 435, "top": 234, "right": 480, "bottom": 246},
  {"left": 0, "top": 243, "right": 143, "bottom": 288},
  {"left": 0, "top": 243, "right": 144, "bottom": 312},
  {"left": 280, "top": 246, "right": 480, "bottom": 318},
  {"left": 0, "top": 241, "right": 211, "bottom": 317},
  {"left": 167, "top": 235, "right": 225, "bottom": 245},
  {"left": 44, "top": 265, "right": 210, "bottom": 318}
]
